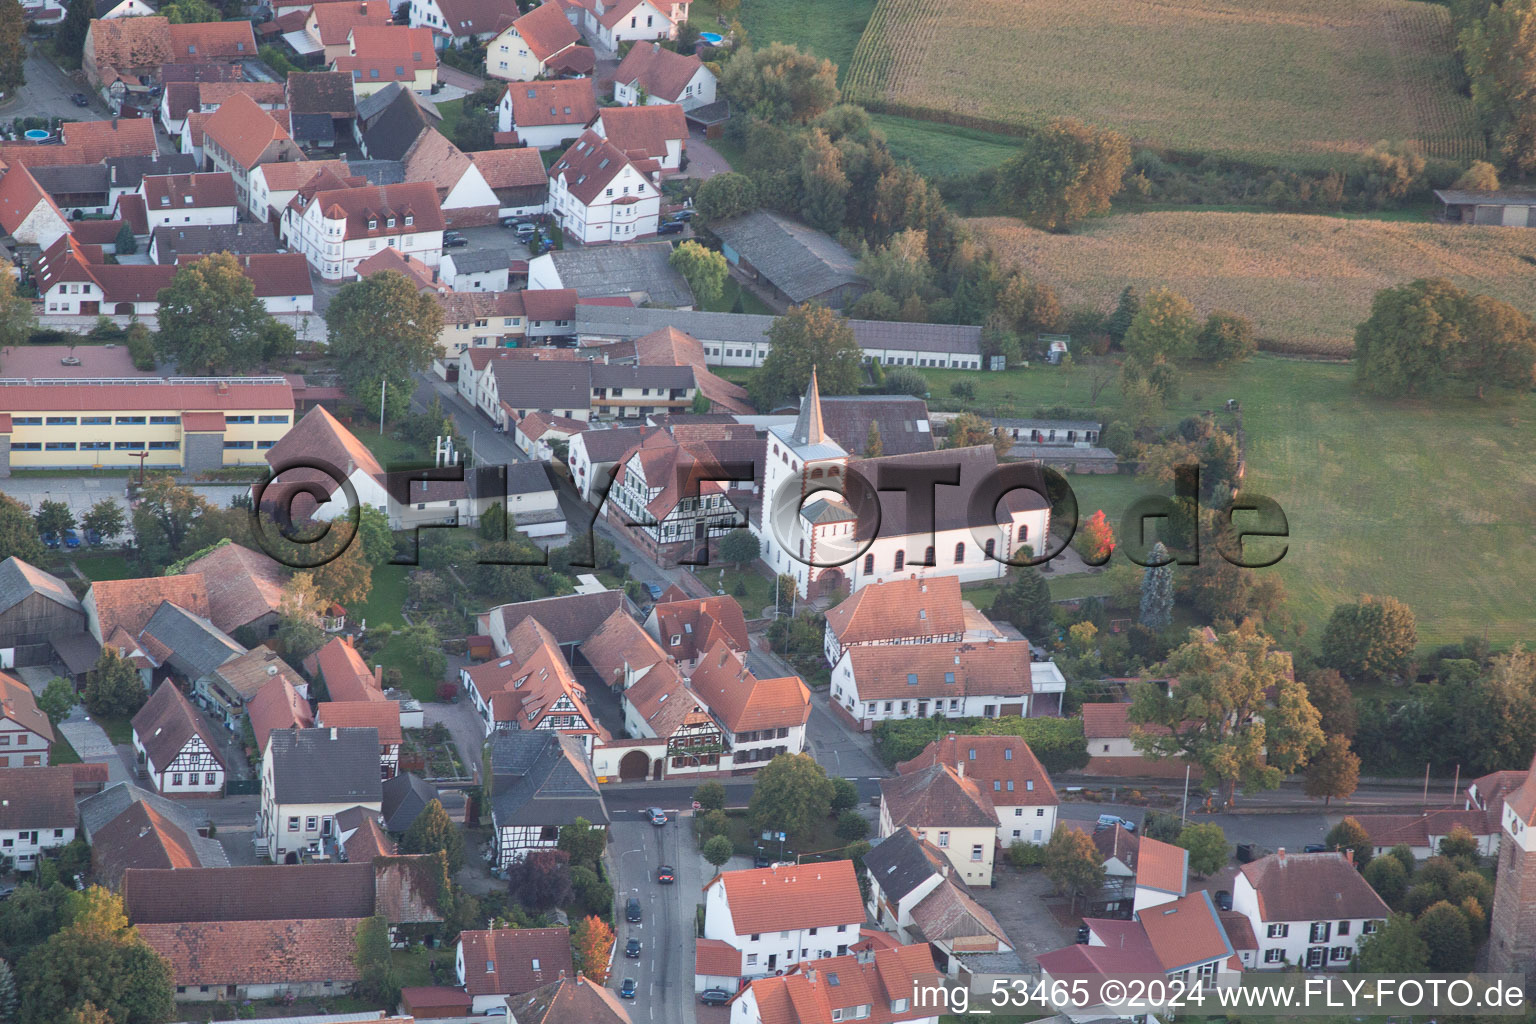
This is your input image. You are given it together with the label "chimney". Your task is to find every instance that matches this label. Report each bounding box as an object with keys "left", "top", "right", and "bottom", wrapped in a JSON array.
[
  {"left": 1277, "top": 847, "right": 1285, "bottom": 862},
  {"left": 1343, "top": 848, "right": 1353, "bottom": 866},
  {"left": 373, "top": 664, "right": 383, "bottom": 686},
  {"left": 110, "top": 164, "right": 117, "bottom": 184},
  {"left": 330, "top": 727, "right": 338, "bottom": 740},
  {"left": 956, "top": 762, "right": 964, "bottom": 779}
]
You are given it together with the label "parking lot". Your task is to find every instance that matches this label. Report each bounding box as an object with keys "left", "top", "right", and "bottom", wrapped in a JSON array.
[{"left": 0, "top": 478, "right": 253, "bottom": 543}]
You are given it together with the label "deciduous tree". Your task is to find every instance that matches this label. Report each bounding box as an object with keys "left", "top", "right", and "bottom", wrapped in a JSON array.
[
  {"left": 748, "top": 753, "right": 834, "bottom": 843},
  {"left": 0, "top": 263, "right": 31, "bottom": 352},
  {"left": 401, "top": 799, "right": 464, "bottom": 873},
  {"left": 161, "top": 0, "right": 218, "bottom": 20},
  {"left": 720, "top": 43, "right": 839, "bottom": 124},
  {"left": 1440, "top": 824, "right": 1480, "bottom": 861},
  {"left": 669, "top": 241, "right": 729, "bottom": 308},
  {"left": 1074, "top": 509, "right": 1114, "bottom": 565},
  {"left": 32, "top": 501, "right": 74, "bottom": 539},
  {"left": 353, "top": 914, "right": 397, "bottom": 1006},
  {"left": 1324, "top": 816, "right": 1372, "bottom": 868},
  {"left": 1124, "top": 288, "right": 1197, "bottom": 364},
  {"left": 0, "top": 0, "right": 26, "bottom": 97},
  {"left": 1196, "top": 310, "right": 1256, "bottom": 366},
  {"left": 694, "top": 781, "right": 726, "bottom": 811},
  {"left": 1130, "top": 629, "right": 1324, "bottom": 807},
  {"left": 719, "top": 529, "right": 760, "bottom": 569},
  {"left": 36, "top": 677, "right": 77, "bottom": 727},
  {"left": 1356, "top": 913, "right": 1428, "bottom": 972},
  {"left": 694, "top": 172, "right": 758, "bottom": 223},
  {"left": 1417, "top": 900, "right": 1474, "bottom": 970},
  {"left": 130, "top": 476, "right": 211, "bottom": 571},
  {"left": 82, "top": 649, "right": 147, "bottom": 721},
  {"left": 557, "top": 817, "right": 606, "bottom": 871},
  {"left": 507, "top": 849, "right": 572, "bottom": 911},
  {"left": 1042, "top": 824, "right": 1105, "bottom": 898},
  {"left": 17, "top": 888, "right": 172, "bottom": 1024},
  {"left": 81, "top": 500, "right": 126, "bottom": 544},
  {"left": 862, "top": 420, "right": 883, "bottom": 457},
  {"left": 1364, "top": 855, "right": 1410, "bottom": 906},
  {"left": 1303, "top": 733, "right": 1360, "bottom": 806},
  {"left": 156, "top": 253, "right": 290, "bottom": 374},
  {"left": 702, "top": 835, "right": 733, "bottom": 868},
  {"left": 1320, "top": 595, "right": 1418, "bottom": 683},
  {"left": 1458, "top": 293, "right": 1536, "bottom": 398},
  {"left": 994, "top": 119, "right": 1130, "bottom": 229},
  {"left": 751, "top": 304, "right": 862, "bottom": 409},
  {"left": 0, "top": 494, "right": 43, "bottom": 563},
  {"left": 326, "top": 271, "right": 443, "bottom": 415},
  {"left": 991, "top": 568, "right": 1052, "bottom": 639},
  {"left": 1174, "top": 823, "right": 1228, "bottom": 878},
  {"left": 946, "top": 412, "right": 1010, "bottom": 458},
  {"left": 1352, "top": 279, "right": 1469, "bottom": 398},
  {"left": 397, "top": 622, "right": 446, "bottom": 681},
  {"left": 570, "top": 915, "right": 615, "bottom": 982}
]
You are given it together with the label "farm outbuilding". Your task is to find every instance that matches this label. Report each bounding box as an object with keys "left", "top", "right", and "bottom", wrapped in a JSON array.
[
  {"left": 1434, "top": 189, "right": 1536, "bottom": 226},
  {"left": 711, "top": 209, "right": 868, "bottom": 310}
]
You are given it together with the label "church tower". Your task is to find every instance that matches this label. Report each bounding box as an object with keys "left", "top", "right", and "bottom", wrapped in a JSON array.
[
  {"left": 1490, "top": 754, "right": 1536, "bottom": 983},
  {"left": 755, "top": 369, "right": 850, "bottom": 597}
]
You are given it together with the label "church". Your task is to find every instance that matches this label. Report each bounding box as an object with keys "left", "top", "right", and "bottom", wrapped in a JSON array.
[{"left": 753, "top": 371, "right": 1052, "bottom": 599}]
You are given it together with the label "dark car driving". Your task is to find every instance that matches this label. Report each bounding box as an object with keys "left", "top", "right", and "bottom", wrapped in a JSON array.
[
  {"left": 626, "top": 897, "right": 642, "bottom": 922},
  {"left": 625, "top": 938, "right": 641, "bottom": 958},
  {"left": 657, "top": 865, "right": 674, "bottom": 884},
  {"left": 619, "top": 978, "right": 637, "bottom": 999}
]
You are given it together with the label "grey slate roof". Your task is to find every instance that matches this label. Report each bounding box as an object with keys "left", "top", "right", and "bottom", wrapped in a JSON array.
[
  {"left": 0, "top": 556, "right": 82, "bottom": 616},
  {"left": 488, "top": 730, "right": 609, "bottom": 828},
  {"left": 863, "top": 827, "right": 955, "bottom": 903},
  {"left": 79, "top": 781, "right": 214, "bottom": 842},
  {"left": 487, "top": 590, "right": 626, "bottom": 647},
  {"left": 491, "top": 359, "right": 592, "bottom": 414},
  {"left": 820, "top": 395, "right": 933, "bottom": 457},
  {"left": 360, "top": 87, "right": 432, "bottom": 160},
  {"left": 151, "top": 222, "right": 281, "bottom": 261},
  {"left": 289, "top": 113, "right": 337, "bottom": 146},
  {"left": 142, "top": 601, "right": 243, "bottom": 680},
  {"left": 504, "top": 460, "right": 557, "bottom": 497},
  {"left": 711, "top": 209, "right": 863, "bottom": 303},
  {"left": 355, "top": 82, "right": 441, "bottom": 126},
  {"left": 575, "top": 425, "right": 652, "bottom": 462},
  {"left": 103, "top": 153, "right": 199, "bottom": 191},
  {"left": 590, "top": 364, "right": 695, "bottom": 390},
  {"left": 31, "top": 163, "right": 111, "bottom": 196},
  {"left": 267, "top": 727, "right": 383, "bottom": 806},
  {"left": 447, "top": 249, "right": 509, "bottom": 273},
  {"left": 347, "top": 159, "right": 407, "bottom": 186},
  {"left": 542, "top": 242, "right": 693, "bottom": 308},
  {"left": 1434, "top": 188, "right": 1536, "bottom": 205},
  {"left": 574, "top": 303, "right": 984, "bottom": 356},
  {"left": 380, "top": 771, "right": 438, "bottom": 833}
]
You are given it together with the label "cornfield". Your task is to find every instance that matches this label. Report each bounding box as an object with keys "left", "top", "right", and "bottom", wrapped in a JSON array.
[
  {"left": 845, "top": 0, "right": 1483, "bottom": 165},
  {"left": 970, "top": 212, "right": 1536, "bottom": 355}
]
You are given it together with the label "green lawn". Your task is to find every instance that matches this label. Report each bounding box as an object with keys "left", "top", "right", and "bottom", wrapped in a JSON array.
[
  {"left": 73, "top": 553, "right": 135, "bottom": 581},
  {"left": 92, "top": 715, "right": 134, "bottom": 745},
  {"left": 435, "top": 97, "right": 464, "bottom": 144},
  {"left": 732, "top": 0, "right": 877, "bottom": 84},
  {"left": 353, "top": 563, "right": 411, "bottom": 630},
  {"left": 352, "top": 425, "right": 430, "bottom": 471},
  {"left": 724, "top": 356, "right": 1536, "bottom": 647},
  {"left": 871, "top": 114, "right": 1018, "bottom": 179},
  {"left": 700, "top": 277, "right": 774, "bottom": 316},
  {"left": 693, "top": 565, "right": 776, "bottom": 618},
  {"left": 372, "top": 632, "right": 442, "bottom": 703},
  {"left": 49, "top": 732, "right": 82, "bottom": 765}
]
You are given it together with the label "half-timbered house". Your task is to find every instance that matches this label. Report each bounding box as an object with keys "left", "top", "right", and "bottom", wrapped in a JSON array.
[
  {"left": 131, "top": 681, "right": 226, "bottom": 795},
  {"left": 486, "top": 730, "right": 608, "bottom": 871}
]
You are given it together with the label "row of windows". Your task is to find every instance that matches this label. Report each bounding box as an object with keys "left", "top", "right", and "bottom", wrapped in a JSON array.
[
  {"left": 168, "top": 772, "right": 218, "bottom": 786},
  {"left": 13, "top": 414, "right": 284, "bottom": 426},
  {"left": 862, "top": 540, "right": 1000, "bottom": 575}
]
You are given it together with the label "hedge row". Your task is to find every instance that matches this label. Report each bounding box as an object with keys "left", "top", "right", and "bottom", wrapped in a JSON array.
[{"left": 872, "top": 715, "right": 1090, "bottom": 773}]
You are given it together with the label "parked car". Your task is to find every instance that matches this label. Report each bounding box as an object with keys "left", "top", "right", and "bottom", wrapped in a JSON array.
[
  {"left": 1076, "top": 924, "right": 1090, "bottom": 944},
  {"left": 626, "top": 897, "right": 642, "bottom": 922},
  {"left": 443, "top": 231, "right": 468, "bottom": 248},
  {"left": 672, "top": 208, "right": 695, "bottom": 221},
  {"left": 83, "top": 528, "right": 102, "bottom": 546},
  {"left": 656, "top": 865, "right": 674, "bottom": 884},
  {"left": 647, "top": 807, "right": 668, "bottom": 826},
  {"left": 62, "top": 529, "right": 80, "bottom": 549},
  {"left": 1095, "top": 814, "right": 1136, "bottom": 832},
  {"left": 1214, "top": 890, "right": 1232, "bottom": 911},
  {"left": 645, "top": 582, "right": 664, "bottom": 601},
  {"left": 0, "top": 884, "right": 16, "bottom": 901},
  {"left": 1303, "top": 843, "right": 1327, "bottom": 853},
  {"left": 625, "top": 938, "right": 641, "bottom": 958},
  {"left": 619, "top": 978, "right": 637, "bottom": 999},
  {"left": 71, "top": 93, "right": 90, "bottom": 107},
  {"left": 753, "top": 847, "right": 772, "bottom": 868},
  {"left": 514, "top": 222, "right": 537, "bottom": 240},
  {"left": 42, "top": 531, "right": 60, "bottom": 549},
  {"left": 700, "top": 989, "right": 731, "bottom": 1006},
  {"left": 1236, "top": 842, "right": 1257, "bottom": 863},
  {"left": 657, "top": 220, "right": 686, "bottom": 235}
]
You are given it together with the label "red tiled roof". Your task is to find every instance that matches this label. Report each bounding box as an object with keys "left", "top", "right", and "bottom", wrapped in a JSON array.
[
  {"left": 317, "top": 700, "right": 403, "bottom": 745},
  {"left": 197, "top": 81, "right": 288, "bottom": 108},
  {"left": 70, "top": 218, "right": 127, "bottom": 245},
  {"left": 880, "top": 762, "right": 998, "bottom": 829},
  {"left": 166, "top": 20, "right": 257, "bottom": 61},
  {"left": 1353, "top": 808, "right": 1498, "bottom": 847},
  {"left": 522, "top": 287, "right": 577, "bottom": 322},
  {"left": 508, "top": 79, "right": 596, "bottom": 129},
  {"left": 132, "top": 680, "right": 225, "bottom": 774},
  {"left": 141, "top": 171, "right": 238, "bottom": 211},
  {"left": 612, "top": 40, "right": 704, "bottom": 102},
  {"left": 651, "top": 592, "right": 748, "bottom": 664},
  {"left": 746, "top": 944, "right": 937, "bottom": 1024},
  {"left": 597, "top": 103, "right": 685, "bottom": 162},
  {"left": 308, "top": 180, "right": 446, "bottom": 238},
  {"left": 255, "top": 158, "right": 352, "bottom": 192},
  {"left": 434, "top": 0, "right": 510, "bottom": 38},
  {"left": 246, "top": 675, "right": 313, "bottom": 750},
  {"left": 894, "top": 733, "right": 1057, "bottom": 806},
  {"left": 88, "top": 16, "right": 173, "bottom": 77},
  {"left": 843, "top": 641, "right": 1034, "bottom": 701},
  {"left": 1080, "top": 701, "right": 1170, "bottom": 739},
  {"left": 1134, "top": 836, "right": 1187, "bottom": 896},
  {"left": 709, "top": 860, "right": 865, "bottom": 935},
  {"left": 1237, "top": 851, "right": 1391, "bottom": 922},
  {"left": 90, "top": 574, "right": 210, "bottom": 644},
  {"left": 0, "top": 670, "right": 54, "bottom": 747},
  {"left": 459, "top": 927, "right": 574, "bottom": 997},
  {"left": 688, "top": 639, "right": 809, "bottom": 733},
  {"left": 467, "top": 146, "right": 547, "bottom": 189},
  {"left": 1137, "top": 891, "right": 1234, "bottom": 972},
  {"left": 311, "top": 0, "right": 390, "bottom": 45},
  {"left": 139, "top": 917, "right": 366, "bottom": 987},
  {"left": 202, "top": 92, "right": 293, "bottom": 169},
  {"left": 695, "top": 937, "right": 741, "bottom": 977},
  {"left": 0, "top": 765, "right": 77, "bottom": 829},
  {"left": 549, "top": 129, "right": 643, "bottom": 206},
  {"left": 355, "top": 246, "right": 445, "bottom": 291},
  {"left": 508, "top": 1, "right": 577, "bottom": 63},
  {"left": 825, "top": 576, "right": 964, "bottom": 646},
  {"left": 334, "top": 25, "right": 438, "bottom": 79},
  {"left": 0, "top": 163, "right": 64, "bottom": 237},
  {"left": 309, "top": 635, "right": 385, "bottom": 704}
]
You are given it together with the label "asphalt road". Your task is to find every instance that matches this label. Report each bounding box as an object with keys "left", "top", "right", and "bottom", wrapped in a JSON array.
[
  {"left": 11, "top": 41, "right": 108, "bottom": 123},
  {"left": 610, "top": 817, "right": 698, "bottom": 1024}
]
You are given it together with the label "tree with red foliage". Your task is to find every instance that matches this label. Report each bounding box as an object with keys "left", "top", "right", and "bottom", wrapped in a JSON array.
[
  {"left": 571, "top": 915, "right": 616, "bottom": 982},
  {"left": 1074, "top": 509, "right": 1115, "bottom": 565},
  {"left": 507, "top": 849, "right": 573, "bottom": 911}
]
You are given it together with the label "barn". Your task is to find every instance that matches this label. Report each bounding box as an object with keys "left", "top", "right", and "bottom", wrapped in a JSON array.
[{"left": 0, "top": 557, "right": 88, "bottom": 670}]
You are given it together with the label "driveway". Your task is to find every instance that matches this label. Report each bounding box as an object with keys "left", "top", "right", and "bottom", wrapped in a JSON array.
[
  {"left": 56, "top": 707, "right": 133, "bottom": 786},
  {"left": 423, "top": 686, "right": 486, "bottom": 785},
  {"left": 973, "top": 867, "right": 1074, "bottom": 972},
  {"left": 8, "top": 41, "right": 105, "bottom": 122},
  {"left": 683, "top": 129, "right": 731, "bottom": 179}
]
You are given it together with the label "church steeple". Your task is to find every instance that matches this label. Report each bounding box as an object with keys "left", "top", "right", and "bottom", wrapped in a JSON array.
[{"left": 790, "top": 367, "right": 826, "bottom": 446}]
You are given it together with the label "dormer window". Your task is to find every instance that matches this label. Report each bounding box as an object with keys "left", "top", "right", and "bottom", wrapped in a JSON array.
[
  {"left": 405, "top": 214, "right": 414, "bottom": 225},
  {"left": 159, "top": 196, "right": 169, "bottom": 206},
  {"left": 387, "top": 217, "right": 395, "bottom": 227},
  {"left": 368, "top": 219, "right": 377, "bottom": 229},
  {"left": 187, "top": 43, "right": 196, "bottom": 53}
]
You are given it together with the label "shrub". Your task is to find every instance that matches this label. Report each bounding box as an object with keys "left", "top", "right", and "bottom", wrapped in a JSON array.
[
  {"left": 871, "top": 716, "right": 1089, "bottom": 772},
  {"left": 834, "top": 810, "right": 870, "bottom": 841}
]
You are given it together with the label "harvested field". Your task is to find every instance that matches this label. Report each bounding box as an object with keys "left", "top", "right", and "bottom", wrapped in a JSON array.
[
  {"left": 845, "top": 0, "right": 1482, "bottom": 166},
  {"left": 969, "top": 212, "right": 1536, "bottom": 355}
]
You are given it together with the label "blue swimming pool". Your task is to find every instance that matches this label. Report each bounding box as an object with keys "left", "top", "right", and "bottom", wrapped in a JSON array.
[
  {"left": 23, "top": 129, "right": 49, "bottom": 141},
  {"left": 699, "top": 31, "right": 723, "bottom": 44}
]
